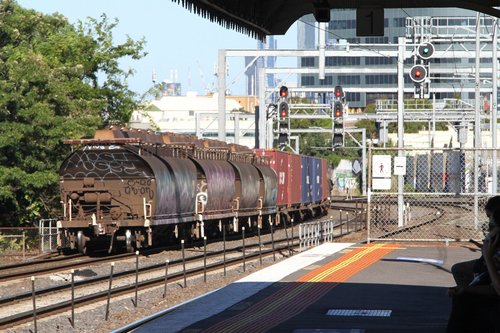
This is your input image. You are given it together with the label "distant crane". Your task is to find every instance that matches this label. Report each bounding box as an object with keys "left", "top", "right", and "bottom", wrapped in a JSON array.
[{"left": 197, "top": 60, "right": 215, "bottom": 95}]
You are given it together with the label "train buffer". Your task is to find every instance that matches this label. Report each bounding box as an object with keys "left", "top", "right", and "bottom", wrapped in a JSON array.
[{"left": 115, "top": 242, "right": 479, "bottom": 333}]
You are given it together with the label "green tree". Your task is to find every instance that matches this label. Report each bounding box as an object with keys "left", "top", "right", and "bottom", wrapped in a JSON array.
[{"left": 0, "top": 1, "right": 146, "bottom": 226}]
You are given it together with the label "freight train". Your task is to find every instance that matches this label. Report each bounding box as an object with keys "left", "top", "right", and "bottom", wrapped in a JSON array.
[{"left": 57, "top": 127, "right": 331, "bottom": 253}]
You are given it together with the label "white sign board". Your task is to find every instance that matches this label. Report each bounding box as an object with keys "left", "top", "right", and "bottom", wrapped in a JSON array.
[
  {"left": 372, "top": 155, "right": 392, "bottom": 190},
  {"left": 393, "top": 156, "right": 406, "bottom": 176},
  {"left": 372, "top": 155, "right": 391, "bottom": 178},
  {"left": 372, "top": 178, "right": 392, "bottom": 190}
]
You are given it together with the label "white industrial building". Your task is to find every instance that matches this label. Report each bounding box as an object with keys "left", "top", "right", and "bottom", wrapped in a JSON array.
[{"left": 129, "top": 92, "right": 257, "bottom": 148}]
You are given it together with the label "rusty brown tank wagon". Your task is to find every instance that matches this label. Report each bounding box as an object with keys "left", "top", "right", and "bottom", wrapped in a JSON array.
[{"left": 57, "top": 127, "right": 329, "bottom": 254}]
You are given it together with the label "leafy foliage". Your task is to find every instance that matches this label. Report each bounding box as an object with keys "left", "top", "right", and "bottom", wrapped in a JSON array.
[{"left": 0, "top": 1, "right": 146, "bottom": 226}]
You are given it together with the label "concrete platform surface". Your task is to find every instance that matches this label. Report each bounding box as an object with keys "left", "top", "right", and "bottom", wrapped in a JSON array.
[{"left": 120, "top": 242, "right": 480, "bottom": 333}]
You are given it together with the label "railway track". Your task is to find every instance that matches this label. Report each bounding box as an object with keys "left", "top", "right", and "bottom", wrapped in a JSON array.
[
  {"left": 0, "top": 204, "right": 369, "bottom": 331},
  {"left": 369, "top": 195, "right": 482, "bottom": 241},
  {"left": 0, "top": 252, "right": 133, "bottom": 282},
  {"left": 0, "top": 236, "right": 298, "bottom": 330},
  {"left": 0, "top": 223, "right": 293, "bottom": 282},
  {"left": 0, "top": 253, "right": 83, "bottom": 273}
]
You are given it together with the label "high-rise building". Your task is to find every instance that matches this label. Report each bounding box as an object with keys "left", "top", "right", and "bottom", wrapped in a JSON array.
[
  {"left": 245, "top": 36, "right": 277, "bottom": 96},
  {"left": 297, "top": 8, "right": 496, "bottom": 109}
]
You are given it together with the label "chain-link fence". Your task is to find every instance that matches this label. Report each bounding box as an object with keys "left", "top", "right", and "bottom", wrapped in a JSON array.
[{"left": 368, "top": 147, "right": 498, "bottom": 242}]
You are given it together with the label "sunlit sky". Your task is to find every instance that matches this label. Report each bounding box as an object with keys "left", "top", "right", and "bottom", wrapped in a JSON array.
[{"left": 17, "top": 0, "right": 298, "bottom": 97}]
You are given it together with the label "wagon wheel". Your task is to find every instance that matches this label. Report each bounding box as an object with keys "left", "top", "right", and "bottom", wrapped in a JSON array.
[
  {"left": 125, "top": 229, "right": 134, "bottom": 253},
  {"left": 77, "top": 231, "right": 87, "bottom": 254}
]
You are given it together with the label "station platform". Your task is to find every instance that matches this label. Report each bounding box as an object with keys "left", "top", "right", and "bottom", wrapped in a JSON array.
[{"left": 123, "top": 242, "right": 480, "bottom": 333}]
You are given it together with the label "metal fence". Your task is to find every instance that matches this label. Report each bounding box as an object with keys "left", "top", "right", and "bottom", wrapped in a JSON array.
[
  {"left": 0, "top": 227, "right": 38, "bottom": 261},
  {"left": 368, "top": 147, "right": 498, "bottom": 242},
  {"left": 38, "top": 219, "right": 58, "bottom": 253},
  {"left": 0, "top": 219, "right": 59, "bottom": 262},
  {"left": 299, "top": 211, "right": 365, "bottom": 250}
]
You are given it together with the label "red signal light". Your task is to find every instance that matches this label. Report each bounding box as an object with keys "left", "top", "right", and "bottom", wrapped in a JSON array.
[
  {"left": 409, "top": 65, "right": 427, "bottom": 83},
  {"left": 279, "top": 86, "right": 288, "bottom": 98},
  {"left": 334, "top": 86, "right": 343, "bottom": 99},
  {"left": 279, "top": 102, "right": 289, "bottom": 118}
]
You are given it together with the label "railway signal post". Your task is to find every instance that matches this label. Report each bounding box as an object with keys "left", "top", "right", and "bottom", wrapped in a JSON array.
[
  {"left": 410, "top": 41, "right": 434, "bottom": 98},
  {"left": 277, "top": 86, "right": 290, "bottom": 149},
  {"left": 332, "top": 86, "right": 344, "bottom": 149}
]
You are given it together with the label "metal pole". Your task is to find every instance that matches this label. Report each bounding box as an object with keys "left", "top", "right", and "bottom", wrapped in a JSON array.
[
  {"left": 71, "top": 269, "right": 75, "bottom": 328},
  {"left": 257, "top": 224, "right": 262, "bottom": 265},
  {"left": 31, "top": 276, "right": 37, "bottom": 333},
  {"left": 474, "top": 12, "right": 481, "bottom": 227},
  {"left": 49, "top": 219, "right": 53, "bottom": 252},
  {"left": 318, "top": 22, "right": 326, "bottom": 80},
  {"left": 105, "top": 262, "right": 114, "bottom": 321},
  {"left": 258, "top": 67, "right": 268, "bottom": 148},
  {"left": 362, "top": 128, "right": 367, "bottom": 196},
  {"left": 223, "top": 224, "right": 227, "bottom": 276},
  {"left": 346, "top": 212, "right": 350, "bottom": 233},
  {"left": 397, "top": 36, "right": 405, "bottom": 228},
  {"left": 283, "top": 216, "right": 291, "bottom": 256},
  {"left": 22, "top": 231, "right": 26, "bottom": 261},
  {"left": 163, "top": 260, "right": 169, "bottom": 298},
  {"left": 493, "top": 19, "right": 498, "bottom": 194},
  {"left": 203, "top": 236, "right": 207, "bottom": 282},
  {"left": 234, "top": 113, "right": 240, "bottom": 144},
  {"left": 432, "top": 94, "right": 436, "bottom": 147},
  {"left": 270, "top": 216, "right": 275, "bottom": 261},
  {"left": 134, "top": 251, "right": 139, "bottom": 307},
  {"left": 38, "top": 220, "right": 43, "bottom": 253},
  {"left": 217, "top": 49, "right": 227, "bottom": 142},
  {"left": 242, "top": 227, "right": 246, "bottom": 272},
  {"left": 367, "top": 144, "right": 373, "bottom": 243},
  {"left": 181, "top": 240, "right": 187, "bottom": 288}
]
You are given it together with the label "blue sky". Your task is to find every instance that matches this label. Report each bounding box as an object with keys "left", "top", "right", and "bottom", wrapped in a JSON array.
[{"left": 17, "top": 0, "right": 297, "bottom": 97}]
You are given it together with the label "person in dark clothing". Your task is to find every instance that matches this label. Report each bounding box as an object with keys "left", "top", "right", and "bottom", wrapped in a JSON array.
[
  {"left": 451, "top": 196, "right": 500, "bottom": 287},
  {"left": 446, "top": 206, "right": 500, "bottom": 333}
]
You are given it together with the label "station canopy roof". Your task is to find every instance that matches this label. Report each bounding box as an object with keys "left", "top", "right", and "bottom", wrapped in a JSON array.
[{"left": 173, "top": 0, "right": 500, "bottom": 40}]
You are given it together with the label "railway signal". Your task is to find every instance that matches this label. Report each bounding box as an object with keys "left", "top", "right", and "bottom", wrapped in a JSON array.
[
  {"left": 332, "top": 123, "right": 344, "bottom": 148},
  {"left": 417, "top": 42, "right": 434, "bottom": 61},
  {"left": 332, "top": 133, "right": 343, "bottom": 148},
  {"left": 333, "top": 101, "right": 343, "bottom": 119},
  {"left": 279, "top": 101, "right": 289, "bottom": 119},
  {"left": 279, "top": 85, "right": 289, "bottom": 99},
  {"left": 409, "top": 65, "right": 427, "bottom": 83},
  {"left": 332, "top": 93, "right": 344, "bottom": 148},
  {"left": 334, "top": 85, "right": 343, "bottom": 100},
  {"left": 411, "top": 41, "right": 434, "bottom": 98},
  {"left": 277, "top": 86, "right": 290, "bottom": 148}
]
